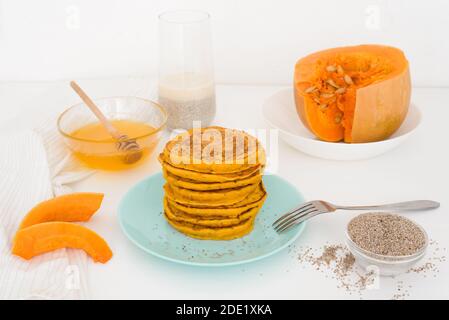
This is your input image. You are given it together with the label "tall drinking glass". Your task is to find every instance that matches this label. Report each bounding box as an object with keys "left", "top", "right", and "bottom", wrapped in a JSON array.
[{"left": 158, "top": 10, "right": 216, "bottom": 130}]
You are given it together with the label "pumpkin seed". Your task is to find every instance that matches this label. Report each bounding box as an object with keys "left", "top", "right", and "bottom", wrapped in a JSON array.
[
  {"left": 319, "top": 104, "right": 328, "bottom": 110},
  {"left": 335, "top": 114, "right": 343, "bottom": 124},
  {"left": 313, "top": 97, "right": 321, "bottom": 104},
  {"left": 326, "top": 79, "right": 339, "bottom": 89},
  {"left": 320, "top": 93, "right": 335, "bottom": 99},
  {"left": 335, "top": 87, "right": 346, "bottom": 94},
  {"left": 344, "top": 75, "right": 353, "bottom": 85},
  {"left": 337, "top": 65, "right": 344, "bottom": 74},
  {"left": 326, "top": 65, "right": 337, "bottom": 72},
  {"left": 305, "top": 86, "right": 317, "bottom": 93}
]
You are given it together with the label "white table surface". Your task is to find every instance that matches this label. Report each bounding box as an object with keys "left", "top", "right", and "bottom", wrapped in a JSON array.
[{"left": 1, "top": 78, "right": 448, "bottom": 299}]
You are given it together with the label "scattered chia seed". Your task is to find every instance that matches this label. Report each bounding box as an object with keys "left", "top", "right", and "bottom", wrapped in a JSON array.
[
  {"left": 295, "top": 244, "right": 371, "bottom": 296},
  {"left": 407, "top": 262, "right": 437, "bottom": 274},
  {"left": 318, "top": 245, "right": 340, "bottom": 266},
  {"left": 348, "top": 213, "right": 426, "bottom": 256},
  {"left": 340, "top": 253, "right": 356, "bottom": 275},
  {"left": 289, "top": 238, "right": 446, "bottom": 299}
]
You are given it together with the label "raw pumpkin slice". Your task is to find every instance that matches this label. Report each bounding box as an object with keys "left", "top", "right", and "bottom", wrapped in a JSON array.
[
  {"left": 12, "top": 222, "right": 112, "bottom": 263},
  {"left": 19, "top": 193, "right": 104, "bottom": 229},
  {"left": 294, "top": 45, "right": 411, "bottom": 143}
]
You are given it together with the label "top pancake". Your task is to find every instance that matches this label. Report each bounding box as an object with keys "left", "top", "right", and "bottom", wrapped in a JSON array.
[
  {"left": 159, "top": 155, "right": 263, "bottom": 183},
  {"left": 161, "top": 126, "right": 266, "bottom": 174}
]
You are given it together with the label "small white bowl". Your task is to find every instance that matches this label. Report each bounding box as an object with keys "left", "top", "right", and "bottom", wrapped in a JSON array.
[
  {"left": 345, "top": 218, "right": 428, "bottom": 277},
  {"left": 262, "top": 88, "right": 421, "bottom": 161}
]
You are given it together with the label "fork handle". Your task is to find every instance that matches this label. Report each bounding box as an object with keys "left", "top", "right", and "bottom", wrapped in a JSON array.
[{"left": 333, "top": 200, "right": 440, "bottom": 211}]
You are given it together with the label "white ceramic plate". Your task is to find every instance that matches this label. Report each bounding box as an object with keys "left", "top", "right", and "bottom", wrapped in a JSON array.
[{"left": 262, "top": 88, "right": 421, "bottom": 161}]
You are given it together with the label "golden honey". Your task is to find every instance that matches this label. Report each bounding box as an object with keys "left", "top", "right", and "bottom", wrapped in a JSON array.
[{"left": 69, "top": 120, "right": 158, "bottom": 170}]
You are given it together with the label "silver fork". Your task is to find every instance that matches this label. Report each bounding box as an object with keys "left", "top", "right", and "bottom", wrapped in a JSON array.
[{"left": 273, "top": 200, "right": 440, "bottom": 233}]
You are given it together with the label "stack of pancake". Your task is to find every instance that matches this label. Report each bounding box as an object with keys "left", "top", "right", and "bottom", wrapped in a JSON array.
[{"left": 159, "top": 126, "right": 267, "bottom": 240}]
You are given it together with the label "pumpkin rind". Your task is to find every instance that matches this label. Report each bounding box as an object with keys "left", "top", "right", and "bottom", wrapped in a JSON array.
[{"left": 351, "top": 68, "right": 411, "bottom": 142}]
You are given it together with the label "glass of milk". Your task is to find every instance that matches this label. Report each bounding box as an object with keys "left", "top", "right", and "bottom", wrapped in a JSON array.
[{"left": 158, "top": 10, "right": 216, "bottom": 130}]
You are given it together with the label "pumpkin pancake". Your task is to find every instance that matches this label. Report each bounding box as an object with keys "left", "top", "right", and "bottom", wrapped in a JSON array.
[
  {"left": 160, "top": 126, "right": 266, "bottom": 240},
  {"left": 159, "top": 155, "right": 263, "bottom": 183},
  {"left": 162, "top": 126, "right": 266, "bottom": 174},
  {"left": 164, "top": 213, "right": 255, "bottom": 240},
  {"left": 164, "top": 197, "right": 263, "bottom": 227},
  {"left": 164, "top": 182, "right": 259, "bottom": 207},
  {"left": 162, "top": 168, "right": 262, "bottom": 191},
  {"left": 166, "top": 182, "right": 267, "bottom": 217}
]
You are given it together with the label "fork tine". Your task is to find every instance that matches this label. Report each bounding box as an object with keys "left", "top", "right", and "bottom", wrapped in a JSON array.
[
  {"left": 272, "top": 202, "right": 314, "bottom": 226},
  {"left": 277, "top": 208, "right": 321, "bottom": 233},
  {"left": 274, "top": 207, "right": 317, "bottom": 232},
  {"left": 277, "top": 214, "right": 310, "bottom": 233}
]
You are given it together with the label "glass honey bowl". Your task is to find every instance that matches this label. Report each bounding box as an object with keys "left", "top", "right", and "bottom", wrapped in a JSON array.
[{"left": 58, "top": 97, "right": 167, "bottom": 171}]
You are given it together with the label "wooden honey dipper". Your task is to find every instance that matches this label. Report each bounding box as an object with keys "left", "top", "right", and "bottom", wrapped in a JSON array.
[{"left": 70, "top": 81, "right": 142, "bottom": 165}]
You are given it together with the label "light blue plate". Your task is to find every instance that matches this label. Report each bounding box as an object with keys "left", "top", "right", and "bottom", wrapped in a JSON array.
[{"left": 118, "top": 172, "right": 306, "bottom": 267}]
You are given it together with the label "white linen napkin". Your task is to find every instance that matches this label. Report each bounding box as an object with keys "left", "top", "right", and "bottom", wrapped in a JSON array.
[{"left": 0, "top": 123, "right": 95, "bottom": 299}]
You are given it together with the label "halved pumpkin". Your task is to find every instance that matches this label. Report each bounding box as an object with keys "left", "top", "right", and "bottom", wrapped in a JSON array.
[
  {"left": 19, "top": 193, "right": 104, "bottom": 229},
  {"left": 294, "top": 45, "right": 411, "bottom": 143},
  {"left": 12, "top": 222, "right": 112, "bottom": 263}
]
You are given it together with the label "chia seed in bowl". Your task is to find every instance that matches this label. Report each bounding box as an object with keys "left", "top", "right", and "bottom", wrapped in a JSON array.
[{"left": 345, "top": 213, "right": 428, "bottom": 276}]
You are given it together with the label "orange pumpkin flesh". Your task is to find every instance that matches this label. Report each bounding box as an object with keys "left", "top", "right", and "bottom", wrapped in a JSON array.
[
  {"left": 19, "top": 193, "right": 104, "bottom": 229},
  {"left": 294, "top": 45, "right": 411, "bottom": 143},
  {"left": 12, "top": 222, "right": 113, "bottom": 263}
]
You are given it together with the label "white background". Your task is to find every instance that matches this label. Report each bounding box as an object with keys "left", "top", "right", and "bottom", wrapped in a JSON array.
[
  {"left": 0, "top": 1, "right": 448, "bottom": 300},
  {"left": 0, "top": 0, "right": 448, "bottom": 86}
]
